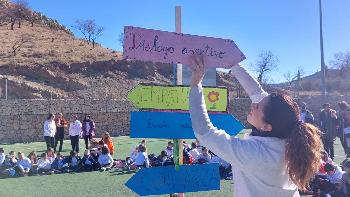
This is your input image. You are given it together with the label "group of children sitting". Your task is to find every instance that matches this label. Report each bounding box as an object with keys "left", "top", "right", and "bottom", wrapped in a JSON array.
[
  {"left": 125, "top": 140, "right": 232, "bottom": 179},
  {"left": 301, "top": 151, "right": 350, "bottom": 197},
  {"left": 0, "top": 138, "right": 232, "bottom": 180},
  {"left": 0, "top": 146, "right": 114, "bottom": 178}
]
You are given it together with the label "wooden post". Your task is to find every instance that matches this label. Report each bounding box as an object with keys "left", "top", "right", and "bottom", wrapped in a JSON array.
[
  {"left": 175, "top": 5, "right": 184, "bottom": 197},
  {"left": 5, "top": 78, "right": 8, "bottom": 100}
]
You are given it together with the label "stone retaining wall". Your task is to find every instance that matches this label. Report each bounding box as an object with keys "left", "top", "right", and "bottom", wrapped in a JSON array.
[{"left": 0, "top": 99, "right": 251, "bottom": 143}]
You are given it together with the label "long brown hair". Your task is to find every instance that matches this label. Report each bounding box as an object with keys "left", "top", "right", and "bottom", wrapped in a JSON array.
[{"left": 263, "top": 93, "right": 322, "bottom": 190}]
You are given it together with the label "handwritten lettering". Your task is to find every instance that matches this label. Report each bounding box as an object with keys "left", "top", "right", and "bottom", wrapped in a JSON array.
[
  {"left": 130, "top": 33, "right": 175, "bottom": 59},
  {"left": 182, "top": 45, "right": 225, "bottom": 59},
  {"left": 147, "top": 118, "right": 169, "bottom": 129}
]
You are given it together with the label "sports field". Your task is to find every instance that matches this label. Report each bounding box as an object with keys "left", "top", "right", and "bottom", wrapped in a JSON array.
[{"left": 0, "top": 131, "right": 346, "bottom": 197}]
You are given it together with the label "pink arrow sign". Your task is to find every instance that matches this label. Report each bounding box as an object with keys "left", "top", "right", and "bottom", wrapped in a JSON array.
[{"left": 123, "top": 26, "right": 246, "bottom": 68}]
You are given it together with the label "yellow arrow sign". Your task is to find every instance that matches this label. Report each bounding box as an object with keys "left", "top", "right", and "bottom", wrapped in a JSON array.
[{"left": 127, "top": 84, "right": 228, "bottom": 112}]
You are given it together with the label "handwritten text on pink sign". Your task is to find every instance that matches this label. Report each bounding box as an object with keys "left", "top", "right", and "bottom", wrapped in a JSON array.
[{"left": 123, "top": 26, "right": 246, "bottom": 68}]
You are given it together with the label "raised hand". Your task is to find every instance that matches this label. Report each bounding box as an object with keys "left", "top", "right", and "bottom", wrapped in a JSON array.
[{"left": 189, "top": 55, "right": 206, "bottom": 87}]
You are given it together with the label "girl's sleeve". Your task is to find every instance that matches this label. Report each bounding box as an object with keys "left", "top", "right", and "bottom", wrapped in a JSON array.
[
  {"left": 189, "top": 85, "right": 261, "bottom": 170},
  {"left": 230, "top": 65, "right": 268, "bottom": 103},
  {"left": 43, "top": 121, "right": 48, "bottom": 133}
]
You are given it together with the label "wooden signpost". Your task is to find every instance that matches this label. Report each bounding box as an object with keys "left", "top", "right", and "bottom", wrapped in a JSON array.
[{"left": 124, "top": 6, "right": 245, "bottom": 197}]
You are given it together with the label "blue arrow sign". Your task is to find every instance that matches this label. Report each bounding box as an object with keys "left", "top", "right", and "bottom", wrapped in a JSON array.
[
  {"left": 125, "top": 163, "right": 220, "bottom": 196},
  {"left": 130, "top": 111, "right": 244, "bottom": 139}
]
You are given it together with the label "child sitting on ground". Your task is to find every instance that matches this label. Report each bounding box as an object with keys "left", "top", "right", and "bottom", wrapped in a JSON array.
[
  {"left": 126, "top": 146, "right": 138, "bottom": 166},
  {"left": 28, "top": 151, "right": 38, "bottom": 175},
  {"left": 46, "top": 148, "right": 56, "bottom": 164},
  {"left": 37, "top": 153, "right": 53, "bottom": 175},
  {"left": 197, "top": 147, "right": 211, "bottom": 164},
  {"left": 89, "top": 138, "right": 99, "bottom": 149},
  {"left": 51, "top": 152, "right": 68, "bottom": 173},
  {"left": 164, "top": 141, "right": 174, "bottom": 159},
  {"left": 131, "top": 144, "right": 150, "bottom": 169},
  {"left": 16, "top": 152, "right": 32, "bottom": 176},
  {"left": 101, "top": 132, "right": 115, "bottom": 155},
  {"left": 98, "top": 146, "right": 114, "bottom": 171},
  {"left": 0, "top": 148, "right": 5, "bottom": 170},
  {"left": 81, "top": 149, "right": 98, "bottom": 171},
  {"left": 67, "top": 151, "right": 80, "bottom": 172},
  {"left": 189, "top": 142, "right": 200, "bottom": 162},
  {"left": 341, "top": 159, "right": 350, "bottom": 196},
  {"left": 3, "top": 151, "right": 17, "bottom": 168}
]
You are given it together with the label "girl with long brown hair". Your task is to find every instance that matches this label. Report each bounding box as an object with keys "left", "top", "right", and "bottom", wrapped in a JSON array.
[{"left": 189, "top": 56, "right": 322, "bottom": 196}]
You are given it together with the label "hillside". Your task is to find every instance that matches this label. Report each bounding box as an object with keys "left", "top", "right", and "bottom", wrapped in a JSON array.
[
  {"left": 274, "top": 68, "right": 350, "bottom": 95},
  {"left": 0, "top": 2, "right": 177, "bottom": 99}
]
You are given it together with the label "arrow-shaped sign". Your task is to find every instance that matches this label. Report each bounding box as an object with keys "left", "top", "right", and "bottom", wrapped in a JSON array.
[
  {"left": 128, "top": 84, "right": 228, "bottom": 112},
  {"left": 130, "top": 111, "right": 244, "bottom": 139},
  {"left": 123, "top": 26, "right": 246, "bottom": 68},
  {"left": 125, "top": 163, "right": 220, "bottom": 196}
]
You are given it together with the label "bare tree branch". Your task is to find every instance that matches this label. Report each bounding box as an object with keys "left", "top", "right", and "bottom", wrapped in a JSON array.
[
  {"left": 74, "top": 19, "right": 104, "bottom": 49},
  {"left": 12, "top": 34, "right": 32, "bottom": 56},
  {"left": 254, "top": 50, "right": 278, "bottom": 84}
]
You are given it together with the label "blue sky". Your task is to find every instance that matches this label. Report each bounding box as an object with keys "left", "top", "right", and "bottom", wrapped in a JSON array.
[{"left": 26, "top": 0, "right": 350, "bottom": 82}]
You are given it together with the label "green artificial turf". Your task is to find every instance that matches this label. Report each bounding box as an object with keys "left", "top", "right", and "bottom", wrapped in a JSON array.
[{"left": 0, "top": 130, "right": 346, "bottom": 197}]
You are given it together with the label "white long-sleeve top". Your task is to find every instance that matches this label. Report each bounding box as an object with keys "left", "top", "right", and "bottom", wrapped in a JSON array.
[
  {"left": 189, "top": 65, "right": 299, "bottom": 197},
  {"left": 0, "top": 153, "right": 5, "bottom": 166},
  {"left": 98, "top": 153, "right": 114, "bottom": 166},
  {"left": 17, "top": 157, "right": 32, "bottom": 169},
  {"left": 69, "top": 120, "right": 82, "bottom": 136},
  {"left": 43, "top": 120, "right": 56, "bottom": 137},
  {"left": 37, "top": 158, "right": 51, "bottom": 170}
]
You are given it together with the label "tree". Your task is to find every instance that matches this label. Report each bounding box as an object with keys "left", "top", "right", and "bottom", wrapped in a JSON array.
[
  {"left": 118, "top": 32, "right": 124, "bottom": 48},
  {"left": 254, "top": 51, "right": 278, "bottom": 84},
  {"left": 12, "top": 34, "right": 32, "bottom": 56},
  {"left": 0, "top": 0, "right": 10, "bottom": 8},
  {"left": 283, "top": 71, "right": 297, "bottom": 90},
  {"left": 330, "top": 51, "right": 350, "bottom": 71},
  {"left": 283, "top": 67, "right": 304, "bottom": 97},
  {"left": 74, "top": 19, "right": 104, "bottom": 48},
  {"left": 8, "top": 0, "right": 31, "bottom": 30}
]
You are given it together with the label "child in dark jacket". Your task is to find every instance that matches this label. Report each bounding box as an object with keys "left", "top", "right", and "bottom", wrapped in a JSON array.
[
  {"left": 51, "top": 152, "right": 68, "bottom": 173},
  {"left": 67, "top": 151, "right": 80, "bottom": 172},
  {"left": 81, "top": 150, "right": 98, "bottom": 171}
]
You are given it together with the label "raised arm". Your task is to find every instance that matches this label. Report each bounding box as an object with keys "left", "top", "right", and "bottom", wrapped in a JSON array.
[
  {"left": 231, "top": 65, "right": 268, "bottom": 103},
  {"left": 188, "top": 56, "right": 261, "bottom": 169}
]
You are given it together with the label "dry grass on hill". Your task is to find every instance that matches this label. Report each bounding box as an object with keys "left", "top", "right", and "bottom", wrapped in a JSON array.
[{"left": 0, "top": 22, "right": 121, "bottom": 66}]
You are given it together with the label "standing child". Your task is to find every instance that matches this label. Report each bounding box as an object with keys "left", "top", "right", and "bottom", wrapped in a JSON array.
[
  {"left": 69, "top": 115, "right": 82, "bottom": 153},
  {"left": 82, "top": 115, "right": 95, "bottom": 150},
  {"left": 341, "top": 159, "right": 350, "bottom": 196},
  {"left": 54, "top": 113, "right": 68, "bottom": 153},
  {"left": 43, "top": 113, "right": 56, "bottom": 150}
]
